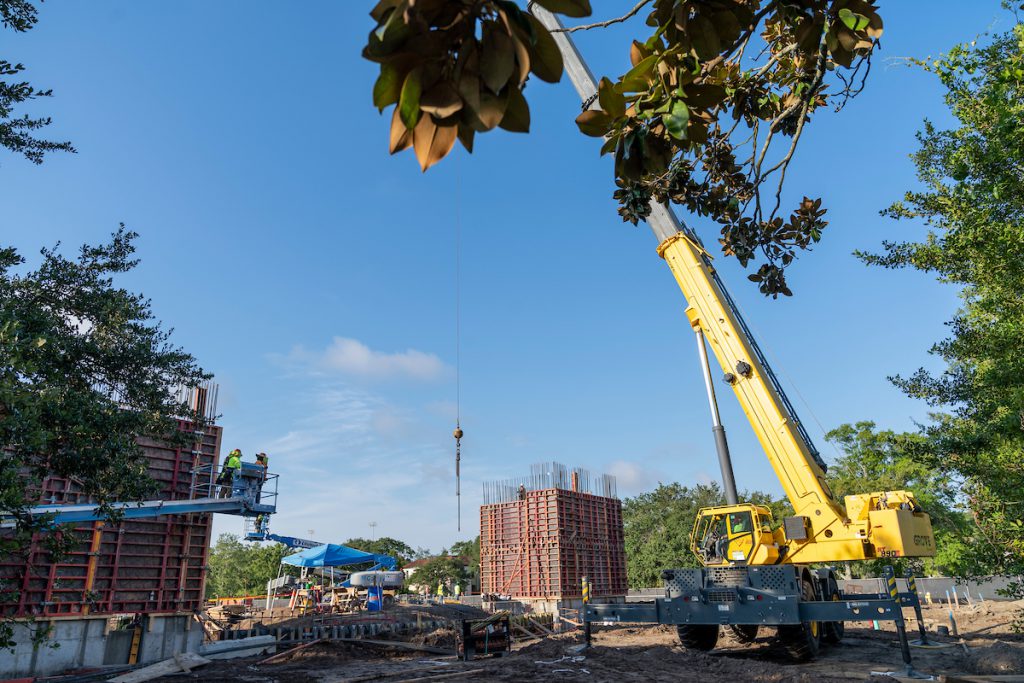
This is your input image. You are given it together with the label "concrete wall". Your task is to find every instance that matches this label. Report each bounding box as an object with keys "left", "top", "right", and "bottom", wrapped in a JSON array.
[{"left": 0, "top": 613, "right": 201, "bottom": 679}]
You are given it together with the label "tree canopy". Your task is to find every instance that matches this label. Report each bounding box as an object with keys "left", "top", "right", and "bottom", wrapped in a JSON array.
[
  {"left": 363, "top": 0, "right": 884, "bottom": 297},
  {"left": 408, "top": 554, "right": 471, "bottom": 593},
  {"left": 206, "top": 534, "right": 295, "bottom": 599},
  {"left": 0, "top": 229, "right": 208, "bottom": 646},
  {"left": 824, "top": 422, "right": 972, "bottom": 578},
  {"left": 343, "top": 536, "right": 419, "bottom": 567},
  {"left": 622, "top": 482, "right": 789, "bottom": 588},
  {"left": 857, "top": 12, "right": 1024, "bottom": 591},
  {"left": 0, "top": 0, "right": 74, "bottom": 163}
]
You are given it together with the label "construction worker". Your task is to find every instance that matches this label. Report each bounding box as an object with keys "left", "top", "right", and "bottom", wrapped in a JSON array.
[
  {"left": 453, "top": 582, "right": 462, "bottom": 601},
  {"left": 436, "top": 582, "right": 445, "bottom": 603},
  {"left": 254, "top": 452, "right": 269, "bottom": 502},
  {"left": 218, "top": 449, "right": 242, "bottom": 498}
]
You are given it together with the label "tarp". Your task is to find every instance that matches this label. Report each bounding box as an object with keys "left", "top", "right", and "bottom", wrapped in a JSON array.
[{"left": 280, "top": 543, "right": 378, "bottom": 568}]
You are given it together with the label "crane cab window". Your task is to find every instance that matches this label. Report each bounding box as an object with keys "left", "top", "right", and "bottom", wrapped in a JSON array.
[{"left": 728, "top": 512, "right": 753, "bottom": 536}]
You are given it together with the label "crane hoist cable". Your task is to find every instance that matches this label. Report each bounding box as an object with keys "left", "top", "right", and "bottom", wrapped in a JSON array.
[{"left": 453, "top": 159, "right": 463, "bottom": 532}]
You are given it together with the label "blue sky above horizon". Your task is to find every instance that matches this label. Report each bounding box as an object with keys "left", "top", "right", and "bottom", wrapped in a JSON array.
[{"left": 2, "top": 2, "right": 1006, "bottom": 552}]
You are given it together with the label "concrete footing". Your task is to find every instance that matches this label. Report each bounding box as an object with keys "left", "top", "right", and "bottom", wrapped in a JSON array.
[
  {"left": 2, "top": 614, "right": 457, "bottom": 679},
  {"left": 1, "top": 613, "right": 202, "bottom": 679}
]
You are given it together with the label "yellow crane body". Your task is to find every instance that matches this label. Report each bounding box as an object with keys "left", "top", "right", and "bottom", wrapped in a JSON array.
[{"left": 658, "top": 231, "right": 935, "bottom": 565}]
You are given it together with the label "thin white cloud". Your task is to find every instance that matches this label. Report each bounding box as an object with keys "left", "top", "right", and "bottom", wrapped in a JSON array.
[
  {"left": 286, "top": 337, "right": 447, "bottom": 381},
  {"left": 252, "top": 383, "right": 467, "bottom": 551},
  {"left": 606, "top": 459, "right": 664, "bottom": 496}
]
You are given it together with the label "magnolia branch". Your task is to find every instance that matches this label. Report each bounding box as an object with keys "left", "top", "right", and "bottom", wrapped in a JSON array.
[{"left": 551, "top": 0, "right": 653, "bottom": 33}]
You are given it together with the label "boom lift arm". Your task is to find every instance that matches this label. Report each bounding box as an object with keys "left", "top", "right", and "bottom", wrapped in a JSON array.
[{"left": 531, "top": 5, "right": 934, "bottom": 565}]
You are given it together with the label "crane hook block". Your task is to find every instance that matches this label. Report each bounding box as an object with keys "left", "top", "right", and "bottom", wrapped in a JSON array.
[{"left": 453, "top": 427, "right": 463, "bottom": 440}]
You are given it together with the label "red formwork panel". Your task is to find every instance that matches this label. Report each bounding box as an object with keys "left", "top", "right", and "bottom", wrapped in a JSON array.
[
  {"left": 480, "top": 488, "right": 627, "bottom": 599},
  {"left": 0, "top": 421, "right": 222, "bottom": 618}
]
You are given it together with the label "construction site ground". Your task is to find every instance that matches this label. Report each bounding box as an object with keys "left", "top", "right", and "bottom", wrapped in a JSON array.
[{"left": 153, "top": 599, "right": 1024, "bottom": 682}]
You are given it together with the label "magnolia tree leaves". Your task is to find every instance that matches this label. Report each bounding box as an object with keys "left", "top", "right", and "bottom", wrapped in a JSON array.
[
  {"left": 363, "top": 0, "right": 882, "bottom": 297},
  {"left": 364, "top": 0, "right": 588, "bottom": 171},
  {"left": 572, "top": 0, "right": 883, "bottom": 297}
]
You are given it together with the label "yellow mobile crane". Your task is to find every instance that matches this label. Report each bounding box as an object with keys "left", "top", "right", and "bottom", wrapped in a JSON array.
[{"left": 530, "top": 6, "right": 935, "bottom": 663}]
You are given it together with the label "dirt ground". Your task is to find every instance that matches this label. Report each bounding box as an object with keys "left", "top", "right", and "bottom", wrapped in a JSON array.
[{"left": 168, "top": 599, "right": 1023, "bottom": 682}]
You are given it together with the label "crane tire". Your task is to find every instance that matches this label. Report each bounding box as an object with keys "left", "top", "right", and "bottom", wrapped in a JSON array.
[
  {"left": 676, "top": 624, "right": 719, "bottom": 651},
  {"left": 777, "top": 576, "right": 821, "bottom": 662},
  {"left": 728, "top": 624, "right": 760, "bottom": 644},
  {"left": 822, "top": 574, "right": 845, "bottom": 644}
]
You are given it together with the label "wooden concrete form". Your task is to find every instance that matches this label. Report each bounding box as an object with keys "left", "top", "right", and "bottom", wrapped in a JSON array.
[
  {"left": 0, "top": 420, "right": 222, "bottom": 618},
  {"left": 480, "top": 488, "right": 627, "bottom": 600}
]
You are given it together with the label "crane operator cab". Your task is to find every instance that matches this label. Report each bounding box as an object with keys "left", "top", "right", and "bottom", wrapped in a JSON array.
[{"left": 691, "top": 504, "right": 781, "bottom": 566}]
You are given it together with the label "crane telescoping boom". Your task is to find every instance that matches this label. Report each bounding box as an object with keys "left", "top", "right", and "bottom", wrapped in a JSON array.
[{"left": 531, "top": 5, "right": 934, "bottom": 566}]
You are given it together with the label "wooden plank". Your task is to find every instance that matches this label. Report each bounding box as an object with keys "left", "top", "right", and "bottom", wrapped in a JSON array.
[
  {"left": 512, "top": 624, "right": 541, "bottom": 641},
  {"left": 526, "top": 617, "right": 555, "bottom": 636},
  {"left": 258, "top": 638, "right": 325, "bottom": 665},
  {"left": 108, "top": 653, "right": 210, "bottom": 683}
]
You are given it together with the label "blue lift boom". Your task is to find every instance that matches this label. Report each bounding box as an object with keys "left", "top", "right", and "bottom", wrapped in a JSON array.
[{"left": 1, "top": 462, "right": 277, "bottom": 530}]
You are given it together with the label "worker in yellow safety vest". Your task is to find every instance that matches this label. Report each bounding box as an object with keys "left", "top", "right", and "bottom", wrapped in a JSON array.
[
  {"left": 218, "top": 449, "right": 242, "bottom": 497},
  {"left": 436, "top": 582, "right": 445, "bottom": 603}
]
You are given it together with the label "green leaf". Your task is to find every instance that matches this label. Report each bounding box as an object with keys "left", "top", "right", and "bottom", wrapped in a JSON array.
[
  {"left": 532, "top": 0, "right": 592, "bottom": 18},
  {"left": 663, "top": 100, "right": 690, "bottom": 140},
  {"left": 399, "top": 68, "right": 422, "bottom": 130},
  {"left": 373, "top": 63, "right": 404, "bottom": 112},
  {"left": 690, "top": 15, "right": 721, "bottom": 60},
  {"left": 620, "top": 55, "right": 658, "bottom": 91},
  {"left": 524, "top": 15, "right": 563, "bottom": 83},
  {"left": 838, "top": 8, "right": 870, "bottom": 32},
  {"left": 499, "top": 87, "right": 530, "bottom": 133},
  {"left": 480, "top": 28, "right": 516, "bottom": 94},
  {"left": 598, "top": 77, "right": 626, "bottom": 119}
]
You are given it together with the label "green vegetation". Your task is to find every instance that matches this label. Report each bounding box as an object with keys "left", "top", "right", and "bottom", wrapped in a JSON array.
[
  {"left": 362, "top": 1, "right": 885, "bottom": 297},
  {"left": 0, "top": 230, "right": 208, "bottom": 647},
  {"left": 343, "top": 536, "right": 419, "bottom": 568},
  {"left": 408, "top": 554, "right": 471, "bottom": 595},
  {"left": 449, "top": 537, "right": 481, "bottom": 576},
  {"left": 206, "top": 534, "right": 295, "bottom": 599},
  {"left": 622, "top": 482, "right": 789, "bottom": 589},
  {"left": 858, "top": 9, "right": 1024, "bottom": 612},
  {"left": 824, "top": 422, "right": 971, "bottom": 578},
  {"left": 1, "top": 0, "right": 75, "bottom": 163}
]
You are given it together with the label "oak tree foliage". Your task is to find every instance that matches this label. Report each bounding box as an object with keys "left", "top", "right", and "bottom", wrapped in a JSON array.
[
  {"left": 363, "top": 0, "right": 884, "bottom": 296},
  {"left": 344, "top": 536, "right": 419, "bottom": 567},
  {"left": 858, "top": 11, "right": 1024, "bottom": 607},
  {"left": 0, "top": 0, "right": 75, "bottom": 163},
  {"left": 622, "top": 482, "right": 789, "bottom": 589},
  {"left": 206, "top": 534, "right": 296, "bottom": 599},
  {"left": 824, "top": 422, "right": 971, "bottom": 579},
  {"left": 0, "top": 229, "right": 209, "bottom": 646}
]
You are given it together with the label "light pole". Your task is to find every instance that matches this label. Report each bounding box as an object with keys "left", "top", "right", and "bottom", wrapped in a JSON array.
[{"left": 369, "top": 521, "right": 377, "bottom": 541}]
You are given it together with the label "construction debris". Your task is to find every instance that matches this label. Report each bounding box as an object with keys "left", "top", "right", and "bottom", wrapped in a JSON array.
[{"left": 107, "top": 652, "right": 210, "bottom": 683}]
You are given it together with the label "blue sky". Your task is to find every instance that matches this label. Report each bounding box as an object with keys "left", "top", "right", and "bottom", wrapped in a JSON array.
[{"left": 2, "top": 2, "right": 1006, "bottom": 552}]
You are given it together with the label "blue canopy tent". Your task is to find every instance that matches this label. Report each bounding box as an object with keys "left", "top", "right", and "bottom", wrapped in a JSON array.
[
  {"left": 267, "top": 543, "right": 397, "bottom": 610},
  {"left": 281, "top": 543, "right": 378, "bottom": 568}
]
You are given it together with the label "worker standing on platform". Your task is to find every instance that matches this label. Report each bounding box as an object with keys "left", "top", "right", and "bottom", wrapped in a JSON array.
[
  {"left": 218, "top": 449, "right": 242, "bottom": 498},
  {"left": 255, "top": 452, "right": 269, "bottom": 502}
]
